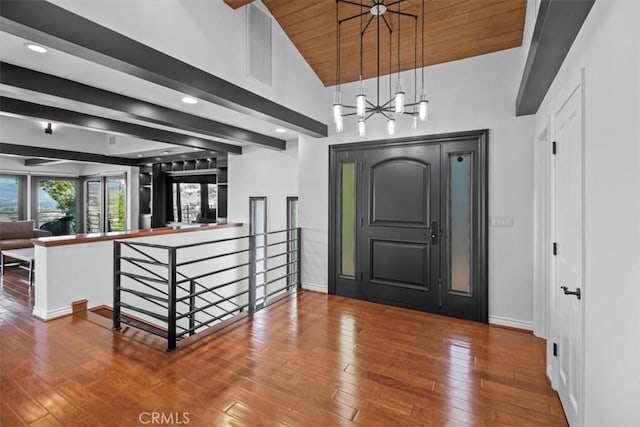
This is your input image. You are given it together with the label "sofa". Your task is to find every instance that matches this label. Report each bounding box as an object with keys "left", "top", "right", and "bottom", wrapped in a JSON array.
[{"left": 0, "top": 220, "right": 52, "bottom": 252}]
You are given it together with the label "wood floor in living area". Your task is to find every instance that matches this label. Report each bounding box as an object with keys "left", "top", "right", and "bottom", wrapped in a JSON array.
[{"left": 0, "top": 266, "right": 567, "bottom": 426}]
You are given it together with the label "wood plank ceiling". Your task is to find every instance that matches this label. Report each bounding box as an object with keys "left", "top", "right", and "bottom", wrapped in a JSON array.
[{"left": 262, "top": 0, "right": 526, "bottom": 87}]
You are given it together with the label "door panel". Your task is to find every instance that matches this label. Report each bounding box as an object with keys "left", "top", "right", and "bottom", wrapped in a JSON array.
[
  {"left": 370, "top": 159, "right": 430, "bottom": 226},
  {"left": 361, "top": 144, "right": 441, "bottom": 312},
  {"left": 331, "top": 132, "right": 488, "bottom": 322},
  {"left": 554, "top": 85, "right": 584, "bottom": 426},
  {"left": 370, "top": 240, "right": 429, "bottom": 288}
]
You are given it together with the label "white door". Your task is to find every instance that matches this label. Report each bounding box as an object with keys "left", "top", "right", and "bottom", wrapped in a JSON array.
[{"left": 554, "top": 82, "right": 584, "bottom": 426}]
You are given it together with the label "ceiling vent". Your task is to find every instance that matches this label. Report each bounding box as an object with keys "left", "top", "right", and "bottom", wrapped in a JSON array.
[{"left": 247, "top": 3, "right": 272, "bottom": 86}]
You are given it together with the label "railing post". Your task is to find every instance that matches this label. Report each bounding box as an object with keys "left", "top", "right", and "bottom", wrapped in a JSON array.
[
  {"left": 113, "top": 241, "right": 121, "bottom": 330},
  {"left": 189, "top": 280, "right": 196, "bottom": 336},
  {"left": 167, "top": 247, "right": 177, "bottom": 352},
  {"left": 296, "top": 227, "right": 302, "bottom": 290},
  {"left": 248, "top": 234, "right": 256, "bottom": 315}
]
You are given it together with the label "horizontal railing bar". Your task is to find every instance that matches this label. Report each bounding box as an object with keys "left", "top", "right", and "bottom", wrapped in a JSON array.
[
  {"left": 123, "top": 258, "right": 169, "bottom": 283},
  {"left": 264, "top": 238, "right": 297, "bottom": 248},
  {"left": 264, "top": 283, "right": 296, "bottom": 300},
  {"left": 263, "top": 273, "right": 291, "bottom": 287},
  {"left": 264, "top": 228, "right": 299, "bottom": 236},
  {"left": 175, "top": 247, "right": 250, "bottom": 267},
  {"left": 175, "top": 262, "right": 250, "bottom": 285},
  {"left": 119, "top": 302, "right": 168, "bottom": 322},
  {"left": 119, "top": 318, "right": 168, "bottom": 339},
  {"left": 176, "top": 275, "right": 250, "bottom": 303},
  {"left": 119, "top": 256, "right": 168, "bottom": 267},
  {"left": 177, "top": 305, "right": 248, "bottom": 336},
  {"left": 264, "top": 249, "right": 297, "bottom": 261},
  {"left": 173, "top": 234, "right": 250, "bottom": 250},
  {"left": 119, "top": 240, "right": 171, "bottom": 249},
  {"left": 118, "top": 271, "right": 168, "bottom": 285},
  {"left": 258, "top": 259, "right": 297, "bottom": 275},
  {"left": 121, "top": 274, "right": 170, "bottom": 296},
  {"left": 176, "top": 289, "right": 249, "bottom": 320},
  {"left": 119, "top": 287, "right": 169, "bottom": 304}
]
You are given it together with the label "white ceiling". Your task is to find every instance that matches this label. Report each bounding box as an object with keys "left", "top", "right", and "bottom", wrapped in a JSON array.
[{"left": 0, "top": 28, "right": 300, "bottom": 162}]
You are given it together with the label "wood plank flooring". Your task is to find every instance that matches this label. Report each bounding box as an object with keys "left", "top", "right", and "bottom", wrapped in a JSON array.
[{"left": 1, "top": 265, "right": 567, "bottom": 426}]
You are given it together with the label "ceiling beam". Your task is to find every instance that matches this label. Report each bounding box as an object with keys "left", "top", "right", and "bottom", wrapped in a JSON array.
[
  {"left": 516, "top": 0, "right": 595, "bottom": 116},
  {"left": 24, "top": 158, "right": 61, "bottom": 166},
  {"left": 223, "top": 0, "right": 255, "bottom": 9},
  {"left": 0, "top": 62, "right": 285, "bottom": 150},
  {"left": 0, "top": 0, "right": 328, "bottom": 138},
  {"left": 1, "top": 143, "right": 140, "bottom": 166},
  {"left": 0, "top": 97, "right": 243, "bottom": 155}
]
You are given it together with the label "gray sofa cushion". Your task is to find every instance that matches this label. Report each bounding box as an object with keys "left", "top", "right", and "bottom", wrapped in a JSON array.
[{"left": 0, "top": 220, "right": 37, "bottom": 240}]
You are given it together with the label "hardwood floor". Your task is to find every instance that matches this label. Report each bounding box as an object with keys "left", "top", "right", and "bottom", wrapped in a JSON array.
[{"left": 1, "top": 266, "right": 567, "bottom": 426}]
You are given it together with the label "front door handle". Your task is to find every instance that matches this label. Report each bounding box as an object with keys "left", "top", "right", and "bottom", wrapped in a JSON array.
[
  {"left": 561, "top": 286, "right": 581, "bottom": 300},
  {"left": 430, "top": 221, "right": 438, "bottom": 245}
]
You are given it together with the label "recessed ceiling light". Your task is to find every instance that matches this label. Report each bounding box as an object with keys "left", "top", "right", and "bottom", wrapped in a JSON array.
[
  {"left": 181, "top": 96, "right": 198, "bottom": 105},
  {"left": 193, "top": 147, "right": 199, "bottom": 151},
  {"left": 163, "top": 150, "right": 171, "bottom": 154},
  {"left": 137, "top": 154, "right": 143, "bottom": 158},
  {"left": 275, "top": 128, "right": 287, "bottom": 133},
  {"left": 25, "top": 43, "right": 48, "bottom": 53}
]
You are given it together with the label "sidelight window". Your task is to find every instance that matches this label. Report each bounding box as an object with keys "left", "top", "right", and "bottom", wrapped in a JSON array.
[
  {"left": 340, "top": 163, "right": 356, "bottom": 277},
  {"left": 449, "top": 153, "right": 472, "bottom": 295}
]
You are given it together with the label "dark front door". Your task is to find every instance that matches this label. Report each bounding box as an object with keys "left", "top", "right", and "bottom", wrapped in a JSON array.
[
  {"left": 360, "top": 144, "right": 441, "bottom": 312},
  {"left": 330, "top": 131, "right": 488, "bottom": 323}
]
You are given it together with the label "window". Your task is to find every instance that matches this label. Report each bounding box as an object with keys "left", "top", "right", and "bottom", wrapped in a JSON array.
[
  {"left": 250, "top": 197, "right": 267, "bottom": 298},
  {"left": 0, "top": 176, "right": 21, "bottom": 221},
  {"left": 84, "top": 176, "right": 127, "bottom": 233},
  {"left": 340, "top": 163, "right": 356, "bottom": 277},
  {"left": 287, "top": 197, "right": 299, "bottom": 287},
  {"left": 36, "top": 178, "right": 77, "bottom": 235},
  {"left": 171, "top": 181, "right": 217, "bottom": 223}
]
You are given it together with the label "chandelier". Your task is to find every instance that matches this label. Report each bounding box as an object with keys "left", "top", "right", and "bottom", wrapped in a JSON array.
[{"left": 333, "top": 0, "right": 429, "bottom": 136}]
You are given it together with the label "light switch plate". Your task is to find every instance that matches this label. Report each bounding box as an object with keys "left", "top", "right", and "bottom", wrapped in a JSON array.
[{"left": 490, "top": 216, "right": 514, "bottom": 227}]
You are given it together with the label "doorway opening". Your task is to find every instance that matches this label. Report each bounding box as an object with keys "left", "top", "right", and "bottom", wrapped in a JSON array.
[{"left": 328, "top": 130, "right": 488, "bottom": 322}]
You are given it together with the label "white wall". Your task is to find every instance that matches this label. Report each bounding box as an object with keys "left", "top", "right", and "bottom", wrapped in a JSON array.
[
  {"left": 534, "top": 0, "right": 640, "bottom": 425},
  {"left": 300, "top": 47, "right": 536, "bottom": 328},
  {"left": 228, "top": 140, "right": 299, "bottom": 232},
  {"left": 47, "top": 0, "right": 327, "bottom": 121}
]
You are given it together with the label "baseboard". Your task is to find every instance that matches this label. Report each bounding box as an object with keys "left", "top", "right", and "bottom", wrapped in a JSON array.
[
  {"left": 489, "top": 315, "right": 533, "bottom": 331},
  {"left": 301, "top": 283, "right": 328, "bottom": 294},
  {"left": 32, "top": 306, "right": 73, "bottom": 321}
]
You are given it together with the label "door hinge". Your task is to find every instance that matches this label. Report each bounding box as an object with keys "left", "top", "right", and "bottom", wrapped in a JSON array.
[
  {"left": 553, "top": 242, "right": 557, "bottom": 256},
  {"left": 360, "top": 272, "right": 363, "bottom": 281},
  {"left": 360, "top": 217, "right": 364, "bottom": 227},
  {"left": 552, "top": 140, "right": 557, "bottom": 155},
  {"left": 438, "top": 278, "right": 443, "bottom": 309},
  {"left": 553, "top": 342, "right": 558, "bottom": 357}
]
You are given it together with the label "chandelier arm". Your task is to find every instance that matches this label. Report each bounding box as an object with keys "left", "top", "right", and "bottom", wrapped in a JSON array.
[
  {"left": 381, "top": 14, "right": 393, "bottom": 33},
  {"left": 380, "top": 98, "right": 393, "bottom": 108},
  {"left": 380, "top": 111, "right": 394, "bottom": 120},
  {"left": 386, "top": 10, "right": 418, "bottom": 19},
  {"left": 366, "top": 99, "right": 376, "bottom": 108},
  {"left": 336, "top": 0, "right": 370, "bottom": 8},
  {"left": 363, "top": 111, "right": 376, "bottom": 122},
  {"left": 341, "top": 112, "right": 360, "bottom": 117},
  {"left": 338, "top": 10, "right": 369, "bottom": 25},
  {"left": 361, "top": 14, "right": 375, "bottom": 34},
  {"left": 384, "top": 0, "right": 405, "bottom": 8}
]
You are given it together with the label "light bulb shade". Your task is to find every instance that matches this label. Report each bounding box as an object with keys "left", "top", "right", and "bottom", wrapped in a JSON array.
[
  {"left": 419, "top": 99, "right": 429, "bottom": 121},
  {"left": 394, "top": 80, "right": 405, "bottom": 114},
  {"left": 412, "top": 113, "right": 418, "bottom": 130},
  {"left": 387, "top": 118, "right": 396, "bottom": 136},
  {"left": 356, "top": 94, "right": 366, "bottom": 118},
  {"left": 358, "top": 119, "right": 366, "bottom": 137},
  {"left": 333, "top": 103, "right": 343, "bottom": 124},
  {"left": 335, "top": 115, "right": 343, "bottom": 133}
]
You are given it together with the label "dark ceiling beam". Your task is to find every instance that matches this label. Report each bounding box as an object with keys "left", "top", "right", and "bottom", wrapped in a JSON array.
[
  {"left": 1, "top": 143, "right": 139, "bottom": 166},
  {"left": 137, "top": 150, "right": 221, "bottom": 165},
  {"left": 0, "top": 97, "right": 243, "bottom": 155},
  {"left": 223, "top": 0, "right": 255, "bottom": 9},
  {"left": 0, "top": 0, "right": 328, "bottom": 138},
  {"left": 0, "top": 62, "right": 285, "bottom": 150},
  {"left": 516, "top": 0, "right": 595, "bottom": 116},
  {"left": 24, "top": 158, "right": 60, "bottom": 166}
]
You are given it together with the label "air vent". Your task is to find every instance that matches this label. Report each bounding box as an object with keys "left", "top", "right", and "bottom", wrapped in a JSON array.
[{"left": 247, "top": 3, "right": 272, "bottom": 86}]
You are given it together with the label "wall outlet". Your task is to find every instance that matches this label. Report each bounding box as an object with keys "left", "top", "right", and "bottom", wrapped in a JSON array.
[{"left": 490, "top": 216, "right": 514, "bottom": 227}]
